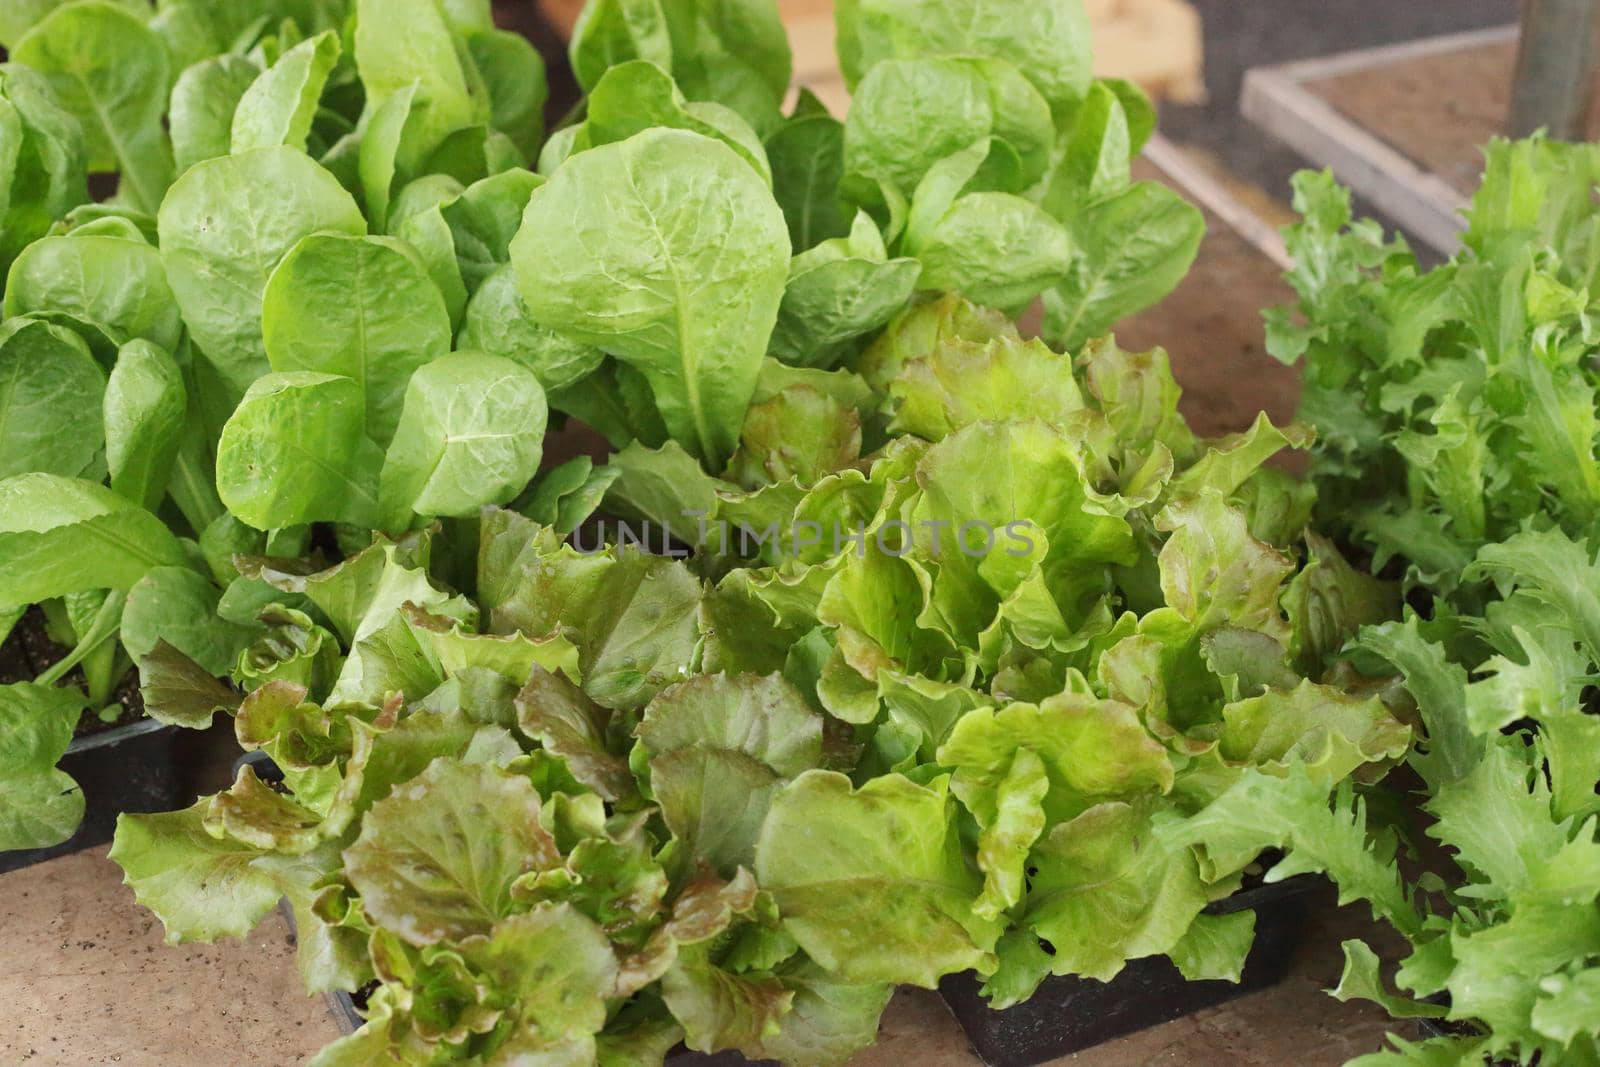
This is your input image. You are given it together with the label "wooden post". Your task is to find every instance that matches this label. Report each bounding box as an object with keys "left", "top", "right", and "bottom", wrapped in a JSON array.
[{"left": 1508, "top": 0, "right": 1600, "bottom": 139}]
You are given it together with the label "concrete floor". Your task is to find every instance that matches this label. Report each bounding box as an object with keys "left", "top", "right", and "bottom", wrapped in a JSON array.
[{"left": 2, "top": 847, "right": 1411, "bottom": 1067}]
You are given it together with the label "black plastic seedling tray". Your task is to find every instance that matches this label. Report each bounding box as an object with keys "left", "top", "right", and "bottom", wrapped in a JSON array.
[
  {"left": 0, "top": 717, "right": 183, "bottom": 875},
  {"left": 938, "top": 875, "right": 1319, "bottom": 1066}
]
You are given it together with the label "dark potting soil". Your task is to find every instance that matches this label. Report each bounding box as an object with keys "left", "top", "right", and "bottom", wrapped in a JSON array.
[{"left": 0, "top": 607, "right": 144, "bottom": 735}]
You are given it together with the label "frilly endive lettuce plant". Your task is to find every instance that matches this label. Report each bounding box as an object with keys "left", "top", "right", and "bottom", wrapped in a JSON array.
[
  {"left": 112, "top": 302, "right": 1413, "bottom": 1064},
  {"left": 1264, "top": 139, "right": 1600, "bottom": 1065}
]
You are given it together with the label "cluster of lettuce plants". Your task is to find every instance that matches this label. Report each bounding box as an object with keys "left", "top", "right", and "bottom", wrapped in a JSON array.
[
  {"left": 1266, "top": 138, "right": 1600, "bottom": 1065},
  {"left": 0, "top": 0, "right": 1466, "bottom": 1064}
]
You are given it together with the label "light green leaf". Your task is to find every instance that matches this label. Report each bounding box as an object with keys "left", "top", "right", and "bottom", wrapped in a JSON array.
[
  {"left": 512, "top": 128, "right": 790, "bottom": 467},
  {"left": 110, "top": 802, "right": 282, "bottom": 943},
  {"left": 354, "top": 0, "right": 485, "bottom": 170},
  {"left": 14, "top": 0, "right": 174, "bottom": 212},
  {"left": 0, "top": 473, "right": 188, "bottom": 604},
  {"left": 1170, "top": 910, "right": 1256, "bottom": 983},
  {"left": 121, "top": 566, "right": 255, "bottom": 677},
  {"left": 462, "top": 904, "right": 620, "bottom": 1041},
  {"left": 837, "top": 0, "right": 1092, "bottom": 117},
  {"left": 378, "top": 352, "right": 547, "bottom": 521},
  {"left": 263, "top": 233, "right": 451, "bottom": 446},
  {"left": 170, "top": 54, "right": 261, "bottom": 172},
  {"left": 230, "top": 30, "right": 339, "bottom": 154},
  {"left": 104, "top": 339, "right": 187, "bottom": 510},
  {"left": 216, "top": 372, "right": 386, "bottom": 531},
  {"left": 756, "top": 771, "right": 1001, "bottom": 987},
  {"left": 4, "top": 233, "right": 182, "bottom": 355},
  {"left": 0, "top": 318, "right": 104, "bottom": 480},
  {"left": 0, "top": 681, "right": 87, "bottom": 850},
  {"left": 158, "top": 146, "right": 365, "bottom": 400},
  {"left": 459, "top": 265, "right": 605, "bottom": 390},
  {"left": 343, "top": 758, "right": 562, "bottom": 945},
  {"left": 1041, "top": 181, "right": 1205, "bottom": 351}
]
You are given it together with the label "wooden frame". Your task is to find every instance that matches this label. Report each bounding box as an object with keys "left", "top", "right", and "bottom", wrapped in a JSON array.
[{"left": 1241, "top": 25, "right": 1519, "bottom": 254}]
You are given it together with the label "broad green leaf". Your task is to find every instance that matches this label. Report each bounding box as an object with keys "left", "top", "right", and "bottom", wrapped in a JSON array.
[
  {"left": 439, "top": 169, "right": 545, "bottom": 292},
  {"left": 468, "top": 29, "right": 548, "bottom": 163},
  {"left": 0, "top": 63, "right": 89, "bottom": 267},
  {"left": 660, "top": 0, "right": 792, "bottom": 131},
  {"left": 110, "top": 802, "right": 283, "bottom": 943},
  {"left": 121, "top": 566, "right": 255, "bottom": 677},
  {"left": 14, "top": 0, "right": 174, "bottom": 212},
  {"left": 459, "top": 265, "right": 605, "bottom": 390},
  {"left": 170, "top": 54, "right": 261, "bottom": 172},
  {"left": 1043, "top": 81, "right": 1140, "bottom": 214},
  {"left": 354, "top": 0, "right": 486, "bottom": 171},
  {"left": 756, "top": 771, "right": 1002, "bottom": 987},
  {"left": 262, "top": 233, "right": 451, "bottom": 445},
  {"left": 845, "top": 57, "right": 1052, "bottom": 198},
  {"left": 568, "top": 0, "right": 674, "bottom": 94},
  {"left": 343, "top": 758, "right": 562, "bottom": 945},
  {"left": 230, "top": 30, "right": 340, "bottom": 154},
  {"left": 1041, "top": 181, "right": 1205, "bottom": 351},
  {"left": 0, "top": 473, "right": 188, "bottom": 604},
  {"left": 158, "top": 146, "right": 365, "bottom": 401},
  {"left": 765, "top": 105, "right": 851, "bottom": 251},
  {"left": 0, "top": 318, "right": 105, "bottom": 480},
  {"left": 4, "top": 232, "right": 182, "bottom": 355},
  {"left": 378, "top": 352, "right": 547, "bottom": 521},
  {"left": 769, "top": 216, "right": 921, "bottom": 370},
  {"left": 103, "top": 339, "right": 187, "bottom": 510},
  {"left": 0, "top": 764, "right": 83, "bottom": 851},
  {"left": 1022, "top": 801, "right": 1209, "bottom": 982},
  {"left": 512, "top": 128, "right": 790, "bottom": 467},
  {"left": 0, "top": 681, "right": 87, "bottom": 850},
  {"left": 911, "top": 189, "right": 1073, "bottom": 313},
  {"left": 1169, "top": 910, "right": 1256, "bottom": 983},
  {"left": 215, "top": 372, "right": 386, "bottom": 531},
  {"left": 578, "top": 60, "right": 771, "bottom": 182}
]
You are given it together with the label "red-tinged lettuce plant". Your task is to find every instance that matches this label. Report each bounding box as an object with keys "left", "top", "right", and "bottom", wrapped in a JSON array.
[{"left": 111, "top": 296, "right": 1415, "bottom": 1064}]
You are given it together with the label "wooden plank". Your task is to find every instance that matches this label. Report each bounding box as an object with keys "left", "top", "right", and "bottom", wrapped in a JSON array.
[
  {"left": 1144, "top": 135, "right": 1290, "bottom": 270},
  {"left": 1240, "top": 32, "right": 1513, "bottom": 254},
  {"left": 1247, "top": 23, "right": 1517, "bottom": 84}
]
